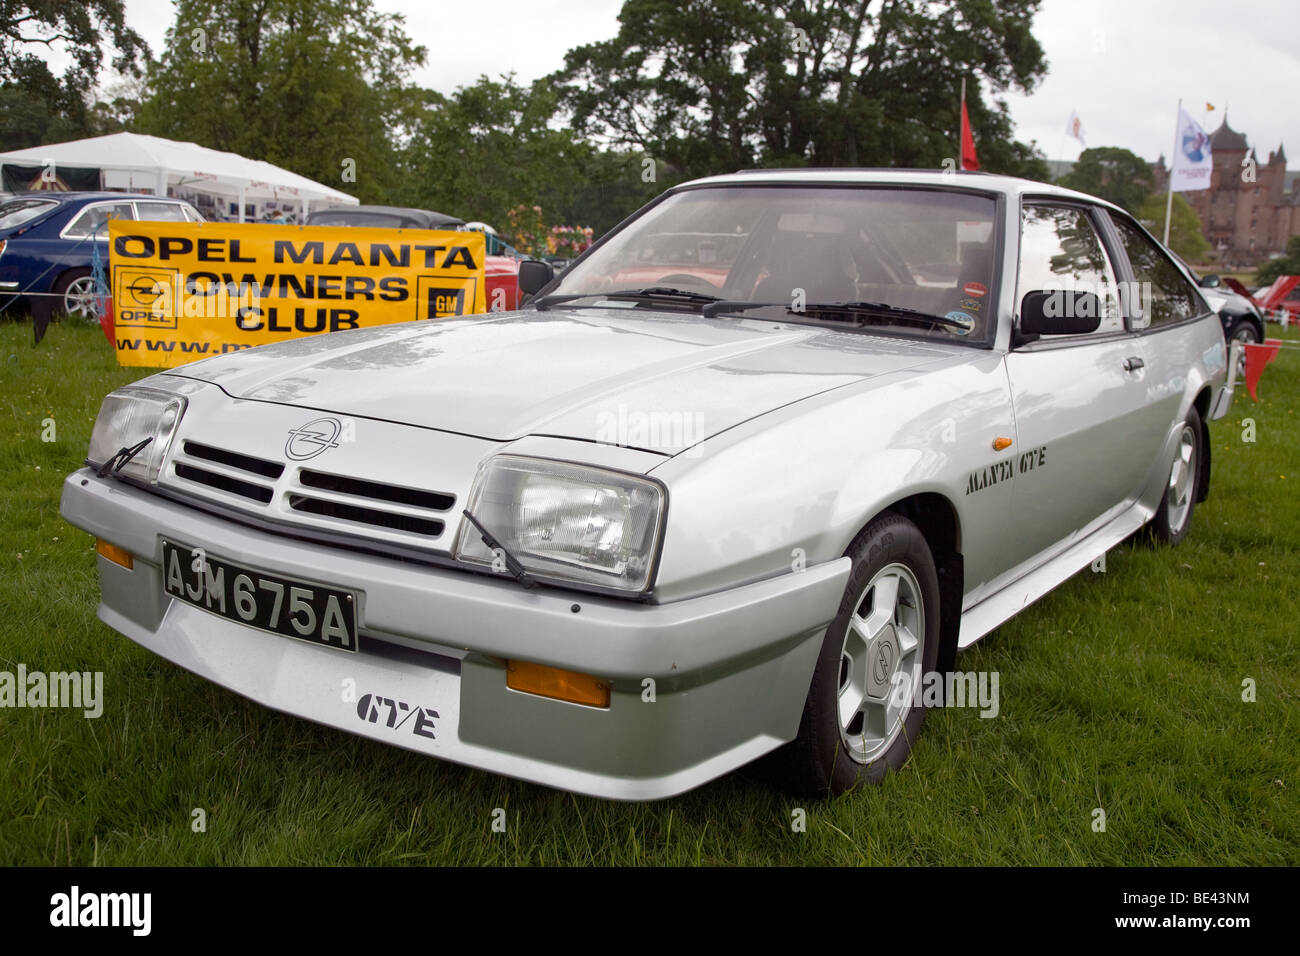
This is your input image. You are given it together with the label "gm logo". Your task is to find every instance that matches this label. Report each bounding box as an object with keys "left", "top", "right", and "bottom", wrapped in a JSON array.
[
  {"left": 285, "top": 417, "right": 342, "bottom": 460},
  {"left": 417, "top": 276, "right": 476, "bottom": 319},
  {"left": 427, "top": 287, "right": 465, "bottom": 318}
]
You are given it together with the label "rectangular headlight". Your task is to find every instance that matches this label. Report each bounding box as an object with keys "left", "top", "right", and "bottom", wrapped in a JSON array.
[
  {"left": 455, "top": 456, "right": 665, "bottom": 592},
  {"left": 87, "top": 387, "right": 186, "bottom": 483}
]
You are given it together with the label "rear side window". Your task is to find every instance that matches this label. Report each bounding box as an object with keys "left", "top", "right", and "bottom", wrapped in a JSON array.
[
  {"left": 134, "top": 201, "right": 189, "bottom": 223},
  {"left": 64, "top": 202, "right": 136, "bottom": 239},
  {"left": 0, "top": 198, "right": 57, "bottom": 231},
  {"left": 1111, "top": 216, "right": 1205, "bottom": 328},
  {"left": 1017, "top": 204, "right": 1123, "bottom": 334}
]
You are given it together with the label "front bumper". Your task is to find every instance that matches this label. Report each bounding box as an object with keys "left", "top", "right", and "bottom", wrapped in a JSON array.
[
  {"left": 61, "top": 469, "right": 849, "bottom": 800},
  {"left": 1209, "top": 339, "right": 1244, "bottom": 421}
]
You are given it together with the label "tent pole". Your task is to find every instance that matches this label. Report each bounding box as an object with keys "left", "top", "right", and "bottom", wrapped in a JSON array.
[{"left": 238, "top": 186, "right": 246, "bottom": 223}]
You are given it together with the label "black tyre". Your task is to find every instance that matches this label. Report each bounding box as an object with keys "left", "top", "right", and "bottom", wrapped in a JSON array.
[
  {"left": 1148, "top": 405, "right": 1202, "bottom": 546},
  {"left": 777, "top": 512, "right": 942, "bottom": 796},
  {"left": 52, "top": 269, "right": 102, "bottom": 323},
  {"left": 1226, "top": 318, "right": 1259, "bottom": 375}
]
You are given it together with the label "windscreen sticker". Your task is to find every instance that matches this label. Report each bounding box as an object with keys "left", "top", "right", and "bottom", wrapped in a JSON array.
[
  {"left": 963, "top": 281, "right": 988, "bottom": 298},
  {"left": 945, "top": 310, "right": 976, "bottom": 333}
]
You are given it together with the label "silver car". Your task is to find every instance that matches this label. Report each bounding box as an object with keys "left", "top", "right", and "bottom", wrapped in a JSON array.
[{"left": 61, "top": 170, "right": 1236, "bottom": 799}]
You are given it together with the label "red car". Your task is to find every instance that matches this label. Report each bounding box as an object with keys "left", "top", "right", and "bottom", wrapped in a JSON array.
[
  {"left": 1255, "top": 275, "right": 1300, "bottom": 323},
  {"left": 304, "top": 205, "right": 524, "bottom": 311}
]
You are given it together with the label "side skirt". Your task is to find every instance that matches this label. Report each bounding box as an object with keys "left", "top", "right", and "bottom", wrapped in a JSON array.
[{"left": 956, "top": 499, "right": 1153, "bottom": 649}]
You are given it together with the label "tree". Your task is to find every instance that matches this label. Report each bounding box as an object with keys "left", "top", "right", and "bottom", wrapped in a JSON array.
[
  {"left": 136, "top": 0, "right": 425, "bottom": 202},
  {"left": 0, "top": 1, "right": 148, "bottom": 148},
  {"left": 1256, "top": 235, "right": 1300, "bottom": 286},
  {"left": 554, "top": 0, "right": 1049, "bottom": 181},
  {"left": 1059, "top": 147, "right": 1153, "bottom": 214},
  {"left": 1137, "top": 192, "right": 1210, "bottom": 263},
  {"left": 398, "top": 75, "right": 662, "bottom": 238}
]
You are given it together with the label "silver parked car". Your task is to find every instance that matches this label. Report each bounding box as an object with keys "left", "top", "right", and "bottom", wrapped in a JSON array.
[{"left": 61, "top": 170, "right": 1236, "bottom": 799}]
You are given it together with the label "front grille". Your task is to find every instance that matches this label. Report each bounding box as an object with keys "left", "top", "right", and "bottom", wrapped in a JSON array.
[
  {"left": 184, "top": 441, "right": 284, "bottom": 479},
  {"left": 287, "top": 467, "right": 455, "bottom": 541},
  {"left": 172, "top": 440, "right": 282, "bottom": 505},
  {"left": 168, "top": 437, "right": 457, "bottom": 547},
  {"left": 287, "top": 494, "right": 445, "bottom": 537},
  {"left": 175, "top": 463, "right": 274, "bottom": 503},
  {"left": 298, "top": 469, "right": 454, "bottom": 511}
]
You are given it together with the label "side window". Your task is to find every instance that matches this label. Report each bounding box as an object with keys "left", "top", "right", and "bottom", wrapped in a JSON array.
[
  {"left": 64, "top": 202, "right": 136, "bottom": 239},
  {"left": 134, "top": 201, "right": 189, "bottom": 223},
  {"left": 1017, "top": 204, "right": 1123, "bottom": 335},
  {"left": 1111, "top": 216, "right": 1204, "bottom": 328}
]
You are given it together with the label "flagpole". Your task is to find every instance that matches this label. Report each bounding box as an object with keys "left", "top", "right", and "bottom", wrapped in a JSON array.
[
  {"left": 959, "top": 77, "right": 966, "bottom": 170},
  {"left": 1163, "top": 98, "right": 1181, "bottom": 247}
]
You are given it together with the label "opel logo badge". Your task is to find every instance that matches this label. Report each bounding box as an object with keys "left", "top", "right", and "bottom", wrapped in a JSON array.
[
  {"left": 874, "top": 644, "right": 890, "bottom": 684},
  {"left": 286, "top": 417, "right": 342, "bottom": 460}
]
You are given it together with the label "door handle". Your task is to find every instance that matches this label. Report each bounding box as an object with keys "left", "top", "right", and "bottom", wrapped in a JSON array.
[{"left": 1123, "top": 356, "right": 1145, "bottom": 372}]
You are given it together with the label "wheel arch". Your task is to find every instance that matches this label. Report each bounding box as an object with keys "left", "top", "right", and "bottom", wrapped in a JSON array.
[
  {"left": 858, "top": 492, "right": 964, "bottom": 677},
  {"left": 52, "top": 265, "right": 92, "bottom": 296},
  {"left": 1192, "top": 386, "right": 1212, "bottom": 503}
]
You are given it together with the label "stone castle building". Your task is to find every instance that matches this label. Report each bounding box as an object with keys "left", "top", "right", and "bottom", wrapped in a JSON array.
[{"left": 1152, "top": 115, "right": 1300, "bottom": 266}]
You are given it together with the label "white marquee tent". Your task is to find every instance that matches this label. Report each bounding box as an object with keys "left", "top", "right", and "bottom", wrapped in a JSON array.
[{"left": 0, "top": 132, "right": 358, "bottom": 221}]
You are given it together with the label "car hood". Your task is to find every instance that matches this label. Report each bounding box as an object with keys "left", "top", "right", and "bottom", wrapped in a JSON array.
[
  {"left": 173, "top": 309, "right": 962, "bottom": 453},
  {"left": 1202, "top": 287, "right": 1259, "bottom": 316}
]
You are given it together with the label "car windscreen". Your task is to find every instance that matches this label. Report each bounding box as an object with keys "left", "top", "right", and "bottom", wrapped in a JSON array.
[
  {"left": 549, "top": 184, "right": 1001, "bottom": 343},
  {"left": 0, "top": 198, "right": 58, "bottom": 231}
]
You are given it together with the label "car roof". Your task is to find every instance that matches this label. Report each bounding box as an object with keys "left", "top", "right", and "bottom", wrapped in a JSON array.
[
  {"left": 306, "top": 204, "right": 465, "bottom": 227},
  {"left": 1, "top": 191, "right": 189, "bottom": 205},
  {"left": 677, "top": 168, "right": 1122, "bottom": 213}
]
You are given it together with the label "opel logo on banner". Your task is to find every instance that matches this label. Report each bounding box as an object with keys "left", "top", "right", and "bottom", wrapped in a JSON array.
[{"left": 285, "top": 417, "right": 342, "bottom": 460}]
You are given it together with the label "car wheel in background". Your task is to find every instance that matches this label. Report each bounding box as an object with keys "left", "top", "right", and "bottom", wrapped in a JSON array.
[
  {"left": 54, "top": 270, "right": 103, "bottom": 323},
  {"left": 776, "top": 513, "right": 941, "bottom": 796},
  {"left": 1148, "top": 405, "right": 1202, "bottom": 546},
  {"left": 1226, "top": 318, "right": 1258, "bottom": 374}
]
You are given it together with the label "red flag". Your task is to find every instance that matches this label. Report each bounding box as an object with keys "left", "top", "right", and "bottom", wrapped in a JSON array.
[
  {"left": 1243, "top": 340, "right": 1282, "bottom": 401},
  {"left": 98, "top": 297, "right": 115, "bottom": 346},
  {"left": 961, "top": 101, "right": 980, "bottom": 171}
]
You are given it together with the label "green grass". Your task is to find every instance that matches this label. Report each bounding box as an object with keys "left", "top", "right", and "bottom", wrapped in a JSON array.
[{"left": 1, "top": 317, "right": 1297, "bottom": 866}]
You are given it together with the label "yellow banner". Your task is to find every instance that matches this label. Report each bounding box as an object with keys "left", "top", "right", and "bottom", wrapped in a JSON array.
[{"left": 109, "top": 221, "right": 486, "bottom": 367}]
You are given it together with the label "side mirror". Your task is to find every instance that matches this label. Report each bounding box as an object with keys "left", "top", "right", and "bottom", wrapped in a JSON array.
[
  {"left": 1018, "top": 290, "right": 1103, "bottom": 339},
  {"left": 517, "top": 259, "right": 554, "bottom": 296},
  {"left": 1200, "top": 274, "right": 1221, "bottom": 288}
]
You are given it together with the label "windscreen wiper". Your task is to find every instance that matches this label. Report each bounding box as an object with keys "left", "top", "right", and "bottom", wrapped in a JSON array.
[
  {"left": 95, "top": 437, "right": 153, "bottom": 479},
  {"left": 797, "top": 301, "right": 975, "bottom": 333},
  {"left": 703, "top": 297, "right": 972, "bottom": 332},
  {"left": 535, "top": 286, "right": 723, "bottom": 310},
  {"left": 460, "top": 509, "right": 536, "bottom": 589}
]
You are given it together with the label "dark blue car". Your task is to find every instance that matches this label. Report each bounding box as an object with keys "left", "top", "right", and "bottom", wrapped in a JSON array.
[{"left": 0, "top": 192, "right": 203, "bottom": 321}]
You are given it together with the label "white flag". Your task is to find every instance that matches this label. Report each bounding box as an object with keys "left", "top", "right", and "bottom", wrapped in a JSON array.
[
  {"left": 1065, "top": 110, "right": 1086, "bottom": 147},
  {"left": 1170, "top": 106, "right": 1213, "bottom": 192}
]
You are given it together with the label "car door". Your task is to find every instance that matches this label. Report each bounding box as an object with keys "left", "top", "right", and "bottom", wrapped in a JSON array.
[
  {"left": 1105, "top": 211, "right": 1217, "bottom": 453},
  {"left": 1001, "top": 202, "right": 1157, "bottom": 568}
]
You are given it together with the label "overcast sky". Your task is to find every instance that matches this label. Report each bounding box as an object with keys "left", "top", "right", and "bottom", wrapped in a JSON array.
[{"left": 108, "top": 0, "right": 1300, "bottom": 166}]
